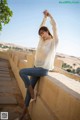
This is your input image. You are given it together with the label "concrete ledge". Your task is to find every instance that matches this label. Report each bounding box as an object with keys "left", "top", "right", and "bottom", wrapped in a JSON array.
[
  {"left": 2, "top": 50, "right": 80, "bottom": 120},
  {"left": 55, "top": 67, "right": 80, "bottom": 81},
  {"left": 9, "top": 58, "right": 26, "bottom": 99},
  {"left": 0, "top": 51, "right": 9, "bottom": 60},
  {"left": 29, "top": 97, "right": 58, "bottom": 120},
  {"left": 33, "top": 73, "right": 80, "bottom": 120},
  {"left": 48, "top": 72, "right": 80, "bottom": 97}
]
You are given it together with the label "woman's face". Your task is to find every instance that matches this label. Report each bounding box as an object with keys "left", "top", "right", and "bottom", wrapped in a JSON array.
[{"left": 39, "top": 30, "right": 49, "bottom": 40}]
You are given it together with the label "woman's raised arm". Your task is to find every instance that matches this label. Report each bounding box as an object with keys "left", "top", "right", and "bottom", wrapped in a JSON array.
[
  {"left": 47, "top": 11, "right": 58, "bottom": 43},
  {"left": 40, "top": 10, "right": 48, "bottom": 27}
]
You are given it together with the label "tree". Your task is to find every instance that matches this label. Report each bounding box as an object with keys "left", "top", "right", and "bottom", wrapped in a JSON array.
[
  {"left": 62, "top": 63, "right": 67, "bottom": 68},
  {"left": 0, "top": 0, "right": 13, "bottom": 31},
  {"left": 66, "top": 69, "right": 72, "bottom": 72},
  {"left": 76, "top": 67, "right": 80, "bottom": 75}
]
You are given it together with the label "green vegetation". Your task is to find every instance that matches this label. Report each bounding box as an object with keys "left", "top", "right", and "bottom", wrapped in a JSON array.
[
  {"left": 0, "top": 43, "right": 28, "bottom": 52},
  {"left": 0, "top": 0, "right": 13, "bottom": 31},
  {"left": 62, "top": 62, "right": 80, "bottom": 76},
  {"left": 76, "top": 67, "right": 80, "bottom": 75},
  {"left": 0, "top": 44, "right": 23, "bottom": 50}
]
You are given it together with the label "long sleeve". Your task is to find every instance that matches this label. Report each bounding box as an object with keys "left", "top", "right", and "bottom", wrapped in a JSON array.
[
  {"left": 50, "top": 16, "right": 58, "bottom": 44},
  {"left": 40, "top": 16, "right": 47, "bottom": 27}
]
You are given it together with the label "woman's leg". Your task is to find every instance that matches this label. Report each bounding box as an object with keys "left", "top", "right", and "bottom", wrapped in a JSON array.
[
  {"left": 19, "top": 68, "right": 35, "bottom": 99},
  {"left": 19, "top": 67, "right": 48, "bottom": 99},
  {"left": 25, "top": 76, "right": 40, "bottom": 106},
  {"left": 19, "top": 76, "right": 39, "bottom": 120},
  {"left": 19, "top": 67, "right": 48, "bottom": 120}
]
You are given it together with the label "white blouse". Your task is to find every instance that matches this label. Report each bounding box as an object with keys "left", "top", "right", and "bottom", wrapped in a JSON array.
[{"left": 34, "top": 16, "right": 58, "bottom": 70}]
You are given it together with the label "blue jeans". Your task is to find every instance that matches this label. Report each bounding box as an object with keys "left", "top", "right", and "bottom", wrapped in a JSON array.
[{"left": 19, "top": 67, "right": 48, "bottom": 107}]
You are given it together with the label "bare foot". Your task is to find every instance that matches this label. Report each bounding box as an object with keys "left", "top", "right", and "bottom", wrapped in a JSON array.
[{"left": 30, "top": 90, "right": 40, "bottom": 103}]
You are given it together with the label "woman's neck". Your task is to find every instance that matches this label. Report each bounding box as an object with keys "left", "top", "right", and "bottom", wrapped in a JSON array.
[{"left": 45, "top": 35, "right": 52, "bottom": 41}]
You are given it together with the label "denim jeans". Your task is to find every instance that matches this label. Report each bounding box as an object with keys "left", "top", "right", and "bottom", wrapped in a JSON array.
[{"left": 19, "top": 67, "right": 48, "bottom": 107}]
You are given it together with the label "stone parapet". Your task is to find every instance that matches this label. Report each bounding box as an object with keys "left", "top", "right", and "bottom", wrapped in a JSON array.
[
  {"left": 0, "top": 50, "right": 80, "bottom": 120},
  {"left": 29, "top": 74, "right": 80, "bottom": 120},
  {"left": 55, "top": 67, "right": 80, "bottom": 81},
  {"left": 0, "top": 51, "right": 9, "bottom": 60}
]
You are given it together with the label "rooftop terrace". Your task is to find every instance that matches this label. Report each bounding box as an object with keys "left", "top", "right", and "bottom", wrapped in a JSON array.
[{"left": 0, "top": 50, "right": 80, "bottom": 120}]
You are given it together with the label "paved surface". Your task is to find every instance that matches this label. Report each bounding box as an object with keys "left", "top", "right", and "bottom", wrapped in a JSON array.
[
  {"left": 0, "top": 58, "right": 25, "bottom": 120},
  {"left": 49, "top": 72, "right": 80, "bottom": 99}
]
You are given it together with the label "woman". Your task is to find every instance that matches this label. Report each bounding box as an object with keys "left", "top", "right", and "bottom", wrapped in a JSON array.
[{"left": 17, "top": 10, "right": 58, "bottom": 120}]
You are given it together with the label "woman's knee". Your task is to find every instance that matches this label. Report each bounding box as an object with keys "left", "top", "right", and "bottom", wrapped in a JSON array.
[
  {"left": 19, "top": 69, "right": 24, "bottom": 76},
  {"left": 19, "top": 68, "right": 28, "bottom": 76}
]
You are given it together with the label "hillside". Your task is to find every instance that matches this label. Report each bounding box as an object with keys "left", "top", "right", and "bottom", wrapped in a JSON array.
[
  {"left": 56, "top": 53, "right": 80, "bottom": 70},
  {"left": 0, "top": 42, "right": 80, "bottom": 69}
]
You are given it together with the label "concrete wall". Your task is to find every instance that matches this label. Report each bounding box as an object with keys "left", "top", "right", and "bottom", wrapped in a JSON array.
[
  {"left": 8, "top": 50, "right": 35, "bottom": 99},
  {"left": 29, "top": 76, "right": 80, "bottom": 120},
  {"left": 0, "top": 51, "right": 9, "bottom": 60},
  {"left": 1, "top": 50, "right": 80, "bottom": 120}
]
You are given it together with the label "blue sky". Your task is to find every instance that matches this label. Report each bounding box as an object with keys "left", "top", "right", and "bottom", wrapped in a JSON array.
[{"left": 0, "top": 0, "right": 80, "bottom": 57}]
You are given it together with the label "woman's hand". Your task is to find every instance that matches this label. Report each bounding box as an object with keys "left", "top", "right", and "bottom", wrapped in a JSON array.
[
  {"left": 43, "top": 10, "right": 48, "bottom": 16},
  {"left": 43, "top": 10, "right": 52, "bottom": 18}
]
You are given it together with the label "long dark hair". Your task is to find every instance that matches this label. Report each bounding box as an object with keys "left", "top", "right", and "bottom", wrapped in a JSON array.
[{"left": 38, "top": 26, "right": 53, "bottom": 38}]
